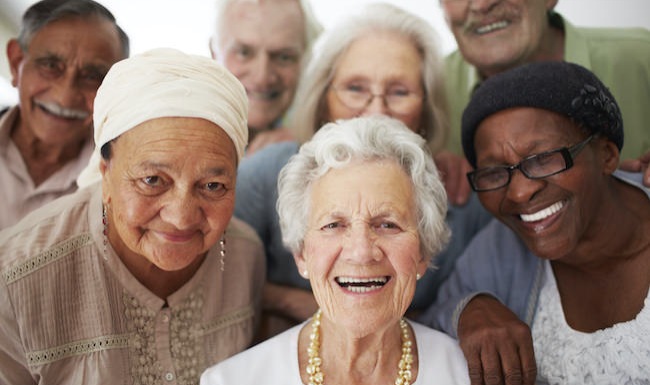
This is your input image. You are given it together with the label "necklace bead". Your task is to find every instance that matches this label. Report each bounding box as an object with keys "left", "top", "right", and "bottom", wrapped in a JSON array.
[{"left": 307, "top": 309, "right": 414, "bottom": 385}]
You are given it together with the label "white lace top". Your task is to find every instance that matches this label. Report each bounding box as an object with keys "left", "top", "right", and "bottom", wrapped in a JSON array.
[{"left": 532, "top": 261, "right": 650, "bottom": 385}]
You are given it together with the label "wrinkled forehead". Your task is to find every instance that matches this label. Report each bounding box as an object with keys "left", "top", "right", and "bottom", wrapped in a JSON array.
[{"left": 111, "top": 117, "right": 237, "bottom": 161}]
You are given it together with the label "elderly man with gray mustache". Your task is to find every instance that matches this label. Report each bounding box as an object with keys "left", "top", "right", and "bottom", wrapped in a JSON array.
[{"left": 0, "top": 0, "right": 128, "bottom": 230}]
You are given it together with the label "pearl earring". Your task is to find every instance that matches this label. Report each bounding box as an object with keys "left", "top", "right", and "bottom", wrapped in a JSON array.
[
  {"left": 416, "top": 273, "right": 421, "bottom": 280},
  {"left": 303, "top": 270, "right": 309, "bottom": 278}
]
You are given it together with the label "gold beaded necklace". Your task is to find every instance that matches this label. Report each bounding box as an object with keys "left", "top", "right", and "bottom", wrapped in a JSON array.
[{"left": 306, "top": 309, "right": 414, "bottom": 385}]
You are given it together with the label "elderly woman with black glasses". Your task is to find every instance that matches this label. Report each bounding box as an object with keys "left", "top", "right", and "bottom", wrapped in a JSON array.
[{"left": 422, "top": 61, "right": 650, "bottom": 385}]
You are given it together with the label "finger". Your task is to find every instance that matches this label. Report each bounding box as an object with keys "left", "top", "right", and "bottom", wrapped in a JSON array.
[
  {"left": 517, "top": 335, "right": 537, "bottom": 385},
  {"left": 498, "top": 342, "right": 524, "bottom": 385},
  {"left": 459, "top": 341, "right": 485, "bottom": 385},
  {"left": 479, "top": 345, "right": 504, "bottom": 385},
  {"left": 619, "top": 159, "right": 641, "bottom": 172},
  {"left": 465, "top": 350, "right": 485, "bottom": 385},
  {"left": 644, "top": 166, "right": 650, "bottom": 187}
]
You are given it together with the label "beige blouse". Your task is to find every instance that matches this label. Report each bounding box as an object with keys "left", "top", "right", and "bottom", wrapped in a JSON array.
[
  {"left": 0, "top": 183, "right": 265, "bottom": 384},
  {"left": 0, "top": 106, "right": 94, "bottom": 230}
]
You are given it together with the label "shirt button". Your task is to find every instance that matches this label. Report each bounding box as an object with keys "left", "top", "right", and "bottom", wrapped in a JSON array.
[{"left": 164, "top": 372, "right": 174, "bottom": 381}]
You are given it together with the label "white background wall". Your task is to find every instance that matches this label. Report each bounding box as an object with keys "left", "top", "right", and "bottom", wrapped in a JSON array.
[{"left": 2, "top": 0, "right": 650, "bottom": 105}]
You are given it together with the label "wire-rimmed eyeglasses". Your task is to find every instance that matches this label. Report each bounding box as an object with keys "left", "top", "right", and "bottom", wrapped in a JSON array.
[
  {"left": 330, "top": 84, "right": 423, "bottom": 115},
  {"left": 467, "top": 135, "right": 596, "bottom": 192}
]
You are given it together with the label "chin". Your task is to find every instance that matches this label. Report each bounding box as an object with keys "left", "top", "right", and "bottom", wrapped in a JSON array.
[
  {"left": 524, "top": 238, "right": 571, "bottom": 261},
  {"left": 149, "top": 247, "right": 204, "bottom": 271},
  {"left": 154, "top": 257, "right": 200, "bottom": 272}
]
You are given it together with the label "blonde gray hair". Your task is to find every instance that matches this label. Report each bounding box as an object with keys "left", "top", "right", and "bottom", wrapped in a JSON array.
[{"left": 288, "top": 2, "right": 449, "bottom": 154}]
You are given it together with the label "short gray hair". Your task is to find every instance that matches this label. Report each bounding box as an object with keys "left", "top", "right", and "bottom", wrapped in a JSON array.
[
  {"left": 18, "top": 0, "right": 129, "bottom": 58},
  {"left": 288, "top": 2, "right": 449, "bottom": 155},
  {"left": 277, "top": 116, "right": 450, "bottom": 263}
]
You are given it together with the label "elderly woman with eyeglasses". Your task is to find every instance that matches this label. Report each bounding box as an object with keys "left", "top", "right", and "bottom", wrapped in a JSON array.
[
  {"left": 424, "top": 61, "right": 650, "bottom": 385},
  {"left": 201, "top": 116, "right": 470, "bottom": 384},
  {"left": 234, "top": 2, "right": 492, "bottom": 340}
]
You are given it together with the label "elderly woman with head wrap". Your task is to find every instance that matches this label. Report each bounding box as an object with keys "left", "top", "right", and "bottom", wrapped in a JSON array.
[
  {"left": 425, "top": 61, "right": 650, "bottom": 385},
  {"left": 202, "top": 115, "right": 470, "bottom": 384},
  {"left": 0, "top": 48, "right": 265, "bottom": 384},
  {"left": 233, "top": 2, "right": 492, "bottom": 339}
]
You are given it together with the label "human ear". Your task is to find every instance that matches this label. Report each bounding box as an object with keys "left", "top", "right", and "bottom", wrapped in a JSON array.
[
  {"left": 417, "top": 254, "right": 429, "bottom": 279},
  {"left": 598, "top": 138, "right": 620, "bottom": 176},
  {"left": 293, "top": 252, "right": 309, "bottom": 280},
  {"left": 6, "top": 39, "right": 24, "bottom": 87},
  {"left": 99, "top": 158, "right": 113, "bottom": 204}
]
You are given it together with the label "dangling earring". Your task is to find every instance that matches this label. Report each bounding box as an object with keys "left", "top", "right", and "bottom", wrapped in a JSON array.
[
  {"left": 102, "top": 205, "right": 108, "bottom": 260},
  {"left": 219, "top": 232, "right": 226, "bottom": 271}
]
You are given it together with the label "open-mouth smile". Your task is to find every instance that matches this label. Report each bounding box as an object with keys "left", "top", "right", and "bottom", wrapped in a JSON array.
[{"left": 335, "top": 276, "right": 390, "bottom": 293}]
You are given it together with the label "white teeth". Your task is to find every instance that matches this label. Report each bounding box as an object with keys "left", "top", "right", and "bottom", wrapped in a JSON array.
[
  {"left": 347, "top": 285, "right": 383, "bottom": 293},
  {"left": 520, "top": 201, "right": 564, "bottom": 222},
  {"left": 476, "top": 20, "right": 509, "bottom": 34},
  {"left": 336, "top": 277, "right": 387, "bottom": 284},
  {"left": 36, "top": 100, "right": 89, "bottom": 119},
  {"left": 336, "top": 276, "right": 388, "bottom": 293}
]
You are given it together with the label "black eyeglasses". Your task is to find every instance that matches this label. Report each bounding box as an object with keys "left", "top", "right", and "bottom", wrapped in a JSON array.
[{"left": 467, "top": 135, "right": 595, "bottom": 192}]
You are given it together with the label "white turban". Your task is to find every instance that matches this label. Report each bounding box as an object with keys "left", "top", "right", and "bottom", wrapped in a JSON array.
[{"left": 77, "top": 48, "right": 248, "bottom": 188}]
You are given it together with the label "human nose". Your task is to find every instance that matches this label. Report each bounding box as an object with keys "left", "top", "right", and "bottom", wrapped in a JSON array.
[
  {"left": 250, "top": 54, "right": 278, "bottom": 86},
  {"left": 341, "top": 223, "right": 382, "bottom": 263},
  {"left": 504, "top": 168, "right": 544, "bottom": 203},
  {"left": 468, "top": 0, "right": 501, "bottom": 12},
  {"left": 52, "top": 69, "right": 86, "bottom": 108},
  {"left": 160, "top": 187, "right": 203, "bottom": 230},
  {"left": 360, "top": 94, "right": 390, "bottom": 117}
]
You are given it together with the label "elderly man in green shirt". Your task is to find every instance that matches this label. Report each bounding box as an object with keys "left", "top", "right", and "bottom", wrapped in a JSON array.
[{"left": 440, "top": 1, "right": 650, "bottom": 188}]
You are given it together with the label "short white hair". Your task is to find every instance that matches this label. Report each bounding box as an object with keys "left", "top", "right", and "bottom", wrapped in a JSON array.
[{"left": 277, "top": 116, "right": 450, "bottom": 263}]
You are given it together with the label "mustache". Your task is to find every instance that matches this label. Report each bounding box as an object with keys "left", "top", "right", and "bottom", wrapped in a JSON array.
[{"left": 461, "top": 4, "right": 520, "bottom": 33}]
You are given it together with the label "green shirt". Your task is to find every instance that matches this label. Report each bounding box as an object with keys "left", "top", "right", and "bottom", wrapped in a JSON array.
[{"left": 444, "top": 13, "right": 650, "bottom": 160}]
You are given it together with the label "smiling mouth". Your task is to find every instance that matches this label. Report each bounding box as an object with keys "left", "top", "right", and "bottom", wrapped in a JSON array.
[
  {"left": 520, "top": 201, "right": 565, "bottom": 223},
  {"left": 335, "top": 276, "right": 389, "bottom": 293},
  {"left": 475, "top": 20, "right": 510, "bottom": 35},
  {"left": 35, "top": 100, "right": 89, "bottom": 120}
]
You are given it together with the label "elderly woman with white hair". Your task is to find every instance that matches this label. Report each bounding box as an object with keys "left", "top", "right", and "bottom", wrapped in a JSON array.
[
  {"left": 0, "top": 48, "right": 265, "bottom": 384},
  {"left": 201, "top": 116, "right": 469, "bottom": 384},
  {"left": 234, "top": 2, "right": 492, "bottom": 339}
]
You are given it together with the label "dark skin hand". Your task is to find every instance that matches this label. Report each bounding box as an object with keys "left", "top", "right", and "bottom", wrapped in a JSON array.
[{"left": 457, "top": 295, "right": 537, "bottom": 385}]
